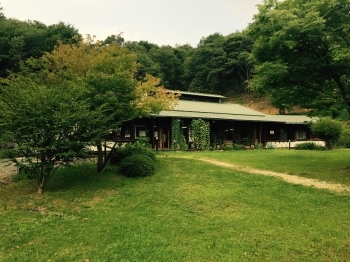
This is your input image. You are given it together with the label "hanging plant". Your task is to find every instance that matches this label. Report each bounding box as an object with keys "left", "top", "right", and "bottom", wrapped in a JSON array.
[
  {"left": 171, "top": 118, "right": 188, "bottom": 151},
  {"left": 191, "top": 119, "right": 210, "bottom": 150}
]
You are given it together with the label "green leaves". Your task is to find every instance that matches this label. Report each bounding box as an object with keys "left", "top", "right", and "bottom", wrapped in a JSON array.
[
  {"left": 311, "top": 117, "right": 343, "bottom": 149},
  {"left": 250, "top": 0, "right": 350, "bottom": 115},
  {"left": 191, "top": 119, "right": 210, "bottom": 150}
]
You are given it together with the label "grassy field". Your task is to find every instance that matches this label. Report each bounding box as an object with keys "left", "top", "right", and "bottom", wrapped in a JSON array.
[
  {"left": 0, "top": 151, "right": 350, "bottom": 261},
  {"left": 160, "top": 148, "right": 350, "bottom": 186}
]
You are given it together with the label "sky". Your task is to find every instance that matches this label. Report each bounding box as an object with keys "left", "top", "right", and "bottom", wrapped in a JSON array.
[{"left": 1, "top": 0, "right": 264, "bottom": 47}]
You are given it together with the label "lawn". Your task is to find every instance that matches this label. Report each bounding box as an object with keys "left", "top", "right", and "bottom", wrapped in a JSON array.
[
  {"left": 0, "top": 152, "right": 350, "bottom": 261},
  {"left": 161, "top": 148, "right": 350, "bottom": 186}
]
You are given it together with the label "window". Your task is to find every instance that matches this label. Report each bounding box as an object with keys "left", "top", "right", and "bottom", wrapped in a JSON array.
[
  {"left": 296, "top": 130, "right": 306, "bottom": 140},
  {"left": 135, "top": 125, "right": 147, "bottom": 139},
  {"left": 280, "top": 128, "right": 287, "bottom": 140}
]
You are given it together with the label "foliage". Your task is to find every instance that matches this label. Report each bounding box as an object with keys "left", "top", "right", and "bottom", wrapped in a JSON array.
[
  {"left": 254, "top": 143, "right": 264, "bottom": 150},
  {"left": 110, "top": 143, "right": 155, "bottom": 165},
  {"left": 222, "top": 144, "right": 233, "bottom": 151},
  {"left": 338, "top": 124, "right": 350, "bottom": 148},
  {"left": 124, "top": 41, "right": 189, "bottom": 90},
  {"left": 311, "top": 117, "right": 343, "bottom": 149},
  {"left": 171, "top": 118, "right": 188, "bottom": 151},
  {"left": 249, "top": 0, "right": 350, "bottom": 115},
  {"left": 0, "top": 15, "right": 80, "bottom": 78},
  {"left": 0, "top": 78, "right": 108, "bottom": 193},
  {"left": 295, "top": 142, "right": 326, "bottom": 150},
  {"left": 119, "top": 154, "right": 154, "bottom": 177},
  {"left": 185, "top": 32, "right": 254, "bottom": 94},
  {"left": 27, "top": 36, "right": 176, "bottom": 172},
  {"left": 132, "top": 74, "right": 178, "bottom": 117},
  {"left": 148, "top": 45, "right": 184, "bottom": 89},
  {"left": 210, "top": 134, "right": 222, "bottom": 146},
  {"left": 191, "top": 119, "right": 210, "bottom": 150},
  {"left": 233, "top": 144, "right": 247, "bottom": 150}
]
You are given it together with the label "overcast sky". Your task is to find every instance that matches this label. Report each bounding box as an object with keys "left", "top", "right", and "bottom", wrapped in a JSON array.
[{"left": 1, "top": 0, "right": 263, "bottom": 47}]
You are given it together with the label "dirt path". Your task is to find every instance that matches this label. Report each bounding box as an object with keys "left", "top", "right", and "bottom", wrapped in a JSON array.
[{"left": 178, "top": 157, "right": 350, "bottom": 194}]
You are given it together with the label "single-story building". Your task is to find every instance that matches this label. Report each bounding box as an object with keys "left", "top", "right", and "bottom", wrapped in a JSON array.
[{"left": 109, "top": 90, "right": 324, "bottom": 149}]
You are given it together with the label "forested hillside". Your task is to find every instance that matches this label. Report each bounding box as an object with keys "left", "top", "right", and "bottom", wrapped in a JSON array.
[{"left": 1, "top": 0, "right": 350, "bottom": 118}]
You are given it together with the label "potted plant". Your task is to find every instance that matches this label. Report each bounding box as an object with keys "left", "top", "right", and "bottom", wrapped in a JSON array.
[{"left": 211, "top": 134, "right": 222, "bottom": 149}]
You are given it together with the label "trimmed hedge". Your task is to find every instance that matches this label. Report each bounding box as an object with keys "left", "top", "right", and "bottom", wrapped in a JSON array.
[
  {"left": 295, "top": 142, "right": 326, "bottom": 150},
  {"left": 119, "top": 154, "right": 155, "bottom": 177}
]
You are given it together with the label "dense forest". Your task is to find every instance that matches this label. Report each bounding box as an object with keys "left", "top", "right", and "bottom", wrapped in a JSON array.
[{"left": 1, "top": 0, "right": 350, "bottom": 117}]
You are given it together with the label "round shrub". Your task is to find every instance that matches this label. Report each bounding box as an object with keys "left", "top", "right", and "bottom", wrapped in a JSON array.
[
  {"left": 119, "top": 154, "right": 155, "bottom": 178},
  {"left": 110, "top": 145, "right": 155, "bottom": 165}
]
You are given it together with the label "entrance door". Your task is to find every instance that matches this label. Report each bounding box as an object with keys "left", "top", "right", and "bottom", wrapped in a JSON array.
[{"left": 159, "top": 126, "right": 170, "bottom": 149}]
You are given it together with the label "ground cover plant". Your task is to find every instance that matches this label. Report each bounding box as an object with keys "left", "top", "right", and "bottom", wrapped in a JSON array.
[{"left": 1, "top": 154, "right": 350, "bottom": 261}]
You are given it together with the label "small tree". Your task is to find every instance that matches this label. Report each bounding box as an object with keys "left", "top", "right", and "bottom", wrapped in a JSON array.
[
  {"left": 0, "top": 78, "right": 108, "bottom": 193},
  {"left": 311, "top": 117, "right": 343, "bottom": 149}
]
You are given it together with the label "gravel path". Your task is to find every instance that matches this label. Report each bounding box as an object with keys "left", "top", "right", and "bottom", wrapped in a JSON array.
[{"left": 0, "top": 159, "right": 17, "bottom": 185}]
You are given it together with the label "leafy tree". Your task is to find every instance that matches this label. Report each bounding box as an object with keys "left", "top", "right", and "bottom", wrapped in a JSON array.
[
  {"left": 249, "top": 0, "right": 350, "bottom": 115},
  {"left": 0, "top": 76, "right": 108, "bottom": 193},
  {"left": 185, "top": 32, "right": 254, "bottom": 95},
  {"left": 125, "top": 41, "right": 186, "bottom": 90},
  {"left": 311, "top": 117, "right": 343, "bottom": 149},
  {"left": 132, "top": 74, "right": 178, "bottom": 117},
  {"left": 102, "top": 33, "right": 125, "bottom": 46},
  {"left": 0, "top": 15, "right": 80, "bottom": 77},
  {"left": 148, "top": 45, "right": 184, "bottom": 89},
  {"left": 1, "top": 35, "right": 177, "bottom": 185},
  {"left": 41, "top": 36, "right": 176, "bottom": 171},
  {"left": 124, "top": 41, "right": 162, "bottom": 81}
]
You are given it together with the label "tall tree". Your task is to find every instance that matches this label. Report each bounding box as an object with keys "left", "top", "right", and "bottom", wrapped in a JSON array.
[
  {"left": 148, "top": 45, "right": 184, "bottom": 89},
  {"left": 249, "top": 0, "right": 350, "bottom": 115},
  {"left": 185, "top": 32, "right": 253, "bottom": 95},
  {"left": 0, "top": 11, "right": 80, "bottom": 77},
  {"left": 124, "top": 41, "right": 162, "bottom": 81}
]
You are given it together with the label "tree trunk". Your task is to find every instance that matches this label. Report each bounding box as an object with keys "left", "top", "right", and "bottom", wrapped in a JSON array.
[
  {"left": 97, "top": 142, "right": 103, "bottom": 173},
  {"left": 331, "top": 73, "right": 350, "bottom": 115}
]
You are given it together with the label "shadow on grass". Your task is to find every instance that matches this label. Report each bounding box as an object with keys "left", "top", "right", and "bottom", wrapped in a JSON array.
[{"left": 46, "top": 163, "right": 125, "bottom": 193}]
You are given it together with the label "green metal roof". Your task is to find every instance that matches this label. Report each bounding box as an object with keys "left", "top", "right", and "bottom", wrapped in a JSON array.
[
  {"left": 151, "top": 100, "right": 314, "bottom": 124},
  {"left": 174, "top": 100, "right": 265, "bottom": 116},
  {"left": 166, "top": 89, "right": 227, "bottom": 99},
  {"left": 264, "top": 115, "right": 315, "bottom": 124}
]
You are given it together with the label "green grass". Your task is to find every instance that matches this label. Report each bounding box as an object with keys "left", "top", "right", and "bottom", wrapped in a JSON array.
[
  {"left": 160, "top": 149, "right": 350, "bottom": 186},
  {"left": 0, "top": 154, "right": 350, "bottom": 261}
]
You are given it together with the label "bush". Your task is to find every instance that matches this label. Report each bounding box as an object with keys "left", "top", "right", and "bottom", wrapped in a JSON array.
[
  {"left": 295, "top": 142, "right": 326, "bottom": 150},
  {"left": 221, "top": 143, "right": 246, "bottom": 150},
  {"left": 233, "top": 144, "right": 246, "bottom": 150},
  {"left": 120, "top": 154, "right": 155, "bottom": 177},
  {"left": 110, "top": 144, "right": 155, "bottom": 165},
  {"left": 254, "top": 143, "right": 264, "bottom": 150},
  {"left": 222, "top": 144, "right": 233, "bottom": 151},
  {"left": 311, "top": 117, "right": 343, "bottom": 149}
]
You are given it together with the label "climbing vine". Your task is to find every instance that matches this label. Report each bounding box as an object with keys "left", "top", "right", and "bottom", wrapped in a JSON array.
[
  {"left": 191, "top": 119, "right": 210, "bottom": 150},
  {"left": 171, "top": 118, "right": 188, "bottom": 151}
]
